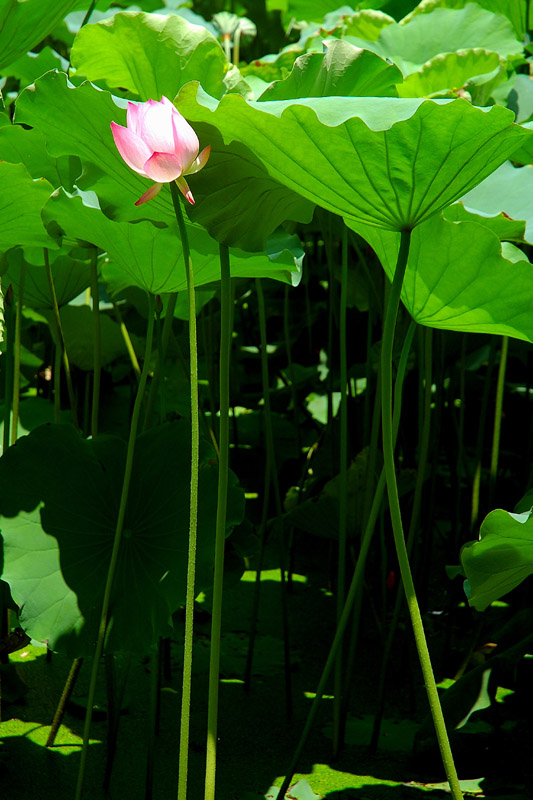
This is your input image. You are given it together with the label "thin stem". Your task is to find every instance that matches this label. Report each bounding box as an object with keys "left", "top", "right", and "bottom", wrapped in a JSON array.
[
  {"left": 204, "top": 243, "right": 232, "bottom": 800},
  {"left": 255, "top": 278, "right": 292, "bottom": 719},
  {"left": 74, "top": 294, "right": 156, "bottom": 800},
  {"left": 333, "top": 225, "right": 348, "bottom": 758},
  {"left": 144, "top": 293, "right": 178, "bottom": 430},
  {"left": 112, "top": 301, "right": 142, "bottom": 382},
  {"left": 44, "top": 249, "right": 79, "bottom": 429},
  {"left": 3, "top": 287, "right": 14, "bottom": 453},
  {"left": 90, "top": 251, "right": 101, "bottom": 438},
  {"left": 380, "top": 231, "right": 462, "bottom": 800},
  {"left": 169, "top": 182, "right": 200, "bottom": 800},
  {"left": 277, "top": 319, "right": 416, "bottom": 799},
  {"left": 488, "top": 336, "right": 508, "bottom": 507},
  {"left": 371, "top": 325, "right": 433, "bottom": 752},
  {"left": 11, "top": 266, "right": 26, "bottom": 445},
  {"left": 46, "top": 658, "right": 83, "bottom": 747}
]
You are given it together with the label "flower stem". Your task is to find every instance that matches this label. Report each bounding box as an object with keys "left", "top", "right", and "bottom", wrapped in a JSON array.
[
  {"left": 74, "top": 294, "right": 155, "bottom": 800},
  {"left": 380, "top": 231, "right": 462, "bottom": 800},
  {"left": 90, "top": 250, "right": 101, "bottom": 438},
  {"left": 169, "top": 182, "right": 199, "bottom": 800},
  {"left": 204, "top": 243, "right": 232, "bottom": 800},
  {"left": 489, "top": 335, "right": 508, "bottom": 506}
]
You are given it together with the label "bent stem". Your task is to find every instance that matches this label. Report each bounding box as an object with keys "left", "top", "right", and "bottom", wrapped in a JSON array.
[
  {"left": 204, "top": 244, "right": 232, "bottom": 800},
  {"left": 381, "top": 231, "right": 462, "bottom": 800},
  {"left": 169, "top": 182, "right": 200, "bottom": 800},
  {"left": 277, "top": 320, "right": 416, "bottom": 800},
  {"left": 44, "top": 248, "right": 79, "bottom": 429},
  {"left": 11, "top": 264, "right": 26, "bottom": 445},
  {"left": 74, "top": 294, "right": 155, "bottom": 800}
]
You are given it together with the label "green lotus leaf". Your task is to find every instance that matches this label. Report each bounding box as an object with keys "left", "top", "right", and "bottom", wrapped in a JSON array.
[
  {"left": 458, "top": 162, "right": 533, "bottom": 244},
  {"left": 4, "top": 47, "right": 67, "bottom": 87},
  {"left": 396, "top": 48, "right": 504, "bottom": 100},
  {"left": 348, "top": 213, "right": 533, "bottom": 342},
  {"left": 402, "top": 0, "right": 526, "bottom": 41},
  {"left": 176, "top": 82, "right": 529, "bottom": 231},
  {"left": 443, "top": 203, "right": 526, "bottom": 242},
  {"left": 0, "top": 247, "right": 91, "bottom": 309},
  {"left": 0, "top": 421, "right": 245, "bottom": 655},
  {"left": 260, "top": 41, "right": 401, "bottom": 100},
  {"left": 0, "top": 0, "right": 79, "bottom": 71},
  {"left": 0, "top": 162, "right": 56, "bottom": 250},
  {"left": 43, "top": 189, "right": 303, "bottom": 292},
  {"left": 0, "top": 122, "right": 81, "bottom": 190},
  {"left": 503, "top": 73, "right": 533, "bottom": 124},
  {"left": 342, "top": 9, "right": 396, "bottom": 41},
  {"left": 180, "top": 120, "right": 314, "bottom": 250},
  {"left": 70, "top": 10, "right": 230, "bottom": 101},
  {"left": 461, "top": 508, "right": 533, "bottom": 612},
  {"left": 344, "top": 5, "right": 522, "bottom": 75}
]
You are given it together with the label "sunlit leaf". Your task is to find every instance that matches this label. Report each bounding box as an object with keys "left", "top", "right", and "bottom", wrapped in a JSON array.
[
  {"left": 0, "top": 162, "right": 55, "bottom": 250},
  {"left": 176, "top": 83, "right": 529, "bottom": 231},
  {"left": 260, "top": 40, "right": 401, "bottom": 100},
  {"left": 70, "top": 11, "right": 231, "bottom": 101},
  {"left": 349, "top": 214, "right": 533, "bottom": 342}
]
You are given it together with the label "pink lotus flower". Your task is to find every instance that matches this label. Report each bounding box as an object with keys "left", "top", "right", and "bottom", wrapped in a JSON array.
[{"left": 111, "top": 96, "right": 210, "bottom": 206}]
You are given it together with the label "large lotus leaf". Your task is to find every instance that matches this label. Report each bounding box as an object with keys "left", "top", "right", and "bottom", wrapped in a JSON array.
[
  {"left": 396, "top": 49, "right": 504, "bottom": 99},
  {"left": 0, "top": 0, "right": 79, "bottom": 71},
  {"left": 458, "top": 162, "right": 533, "bottom": 244},
  {"left": 43, "top": 189, "right": 303, "bottom": 291},
  {"left": 402, "top": 0, "right": 526, "bottom": 41},
  {"left": 260, "top": 41, "right": 402, "bottom": 101},
  {"left": 0, "top": 247, "right": 91, "bottom": 309},
  {"left": 461, "top": 509, "right": 533, "bottom": 611},
  {"left": 0, "top": 123, "right": 81, "bottom": 190},
  {"left": 344, "top": 5, "right": 522, "bottom": 76},
  {"left": 176, "top": 83, "right": 529, "bottom": 232},
  {"left": 349, "top": 214, "right": 533, "bottom": 342},
  {"left": 0, "top": 422, "right": 245, "bottom": 655},
  {"left": 0, "top": 162, "right": 56, "bottom": 250},
  {"left": 504, "top": 74, "right": 533, "bottom": 124},
  {"left": 70, "top": 11, "right": 230, "bottom": 101}
]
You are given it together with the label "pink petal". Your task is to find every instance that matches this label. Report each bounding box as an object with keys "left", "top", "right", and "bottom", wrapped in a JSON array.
[
  {"left": 126, "top": 101, "right": 143, "bottom": 135},
  {"left": 111, "top": 121, "right": 152, "bottom": 176},
  {"left": 184, "top": 145, "right": 211, "bottom": 176},
  {"left": 138, "top": 99, "right": 176, "bottom": 155},
  {"left": 143, "top": 151, "right": 183, "bottom": 182},
  {"left": 171, "top": 111, "right": 199, "bottom": 170},
  {"left": 175, "top": 176, "right": 195, "bottom": 205},
  {"left": 135, "top": 183, "right": 163, "bottom": 206}
]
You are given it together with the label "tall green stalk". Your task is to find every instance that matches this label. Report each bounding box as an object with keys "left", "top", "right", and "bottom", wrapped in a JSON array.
[
  {"left": 333, "top": 225, "right": 348, "bottom": 758},
  {"left": 90, "top": 250, "right": 101, "bottom": 438},
  {"left": 277, "top": 320, "right": 416, "bottom": 799},
  {"left": 488, "top": 335, "right": 509, "bottom": 507},
  {"left": 380, "top": 231, "right": 462, "bottom": 800},
  {"left": 371, "top": 325, "right": 433, "bottom": 751},
  {"left": 168, "top": 182, "right": 200, "bottom": 800},
  {"left": 255, "top": 278, "right": 293, "bottom": 719},
  {"left": 2, "top": 287, "right": 14, "bottom": 453},
  {"left": 11, "top": 265, "right": 26, "bottom": 445},
  {"left": 74, "top": 294, "right": 155, "bottom": 800},
  {"left": 204, "top": 244, "right": 232, "bottom": 800}
]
